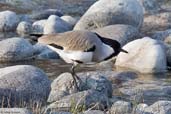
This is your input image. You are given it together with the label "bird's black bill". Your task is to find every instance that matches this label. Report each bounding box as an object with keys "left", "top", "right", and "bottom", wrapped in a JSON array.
[{"left": 120, "top": 48, "right": 128, "bottom": 53}]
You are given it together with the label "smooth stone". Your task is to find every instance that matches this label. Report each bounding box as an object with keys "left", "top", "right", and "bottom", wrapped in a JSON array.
[
  {"left": 119, "top": 79, "right": 171, "bottom": 105},
  {"left": 61, "top": 15, "right": 78, "bottom": 28},
  {"left": 46, "top": 90, "right": 109, "bottom": 112},
  {"left": 93, "top": 24, "right": 140, "bottom": 46},
  {"left": 0, "top": 65, "right": 51, "bottom": 106},
  {"left": 44, "top": 15, "right": 72, "bottom": 34},
  {"left": 0, "top": 108, "right": 32, "bottom": 114},
  {"left": 115, "top": 37, "right": 167, "bottom": 73},
  {"left": 16, "top": 21, "right": 32, "bottom": 36},
  {"left": 0, "top": 37, "right": 35, "bottom": 62},
  {"left": 81, "top": 110, "right": 105, "bottom": 114},
  {"left": 74, "top": 0, "right": 143, "bottom": 30},
  {"left": 0, "top": 10, "right": 20, "bottom": 32},
  {"left": 30, "top": 9, "right": 63, "bottom": 20},
  {"left": 110, "top": 101, "right": 132, "bottom": 114},
  {"left": 32, "top": 19, "right": 47, "bottom": 34}
]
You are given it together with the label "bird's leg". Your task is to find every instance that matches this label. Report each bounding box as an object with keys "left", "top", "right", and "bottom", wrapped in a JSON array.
[{"left": 71, "top": 63, "right": 81, "bottom": 90}]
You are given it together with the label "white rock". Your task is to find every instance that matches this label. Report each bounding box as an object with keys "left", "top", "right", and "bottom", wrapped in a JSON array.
[
  {"left": 116, "top": 37, "right": 167, "bottom": 73},
  {"left": 17, "top": 21, "right": 32, "bottom": 36},
  {"left": 74, "top": 0, "right": 143, "bottom": 30},
  {"left": 32, "top": 19, "right": 47, "bottom": 34},
  {"left": 61, "top": 15, "right": 78, "bottom": 27},
  {"left": 0, "top": 10, "right": 20, "bottom": 31}
]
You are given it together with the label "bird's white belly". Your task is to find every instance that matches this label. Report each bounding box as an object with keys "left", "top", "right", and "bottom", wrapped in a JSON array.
[{"left": 47, "top": 45, "right": 93, "bottom": 63}]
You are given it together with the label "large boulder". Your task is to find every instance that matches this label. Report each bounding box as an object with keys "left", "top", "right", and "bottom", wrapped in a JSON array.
[
  {"left": 115, "top": 37, "right": 167, "bottom": 73},
  {"left": 74, "top": 0, "right": 143, "bottom": 30},
  {"left": 93, "top": 24, "right": 140, "bottom": 46},
  {"left": 0, "top": 10, "right": 20, "bottom": 32},
  {"left": 0, "top": 65, "right": 51, "bottom": 106},
  {"left": 44, "top": 15, "right": 72, "bottom": 34},
  {"left": 0, "top": 37, "right": 35, "bottom": 62}
]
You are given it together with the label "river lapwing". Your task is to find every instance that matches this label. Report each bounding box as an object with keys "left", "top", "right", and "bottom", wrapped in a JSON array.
[{"left": 35, "top": 30, "right": 128, "bottom": 90}]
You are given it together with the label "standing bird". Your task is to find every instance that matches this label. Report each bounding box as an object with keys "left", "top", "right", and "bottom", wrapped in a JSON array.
[{"left": 36, "top": 30, "right": 128, "bottom": 90}]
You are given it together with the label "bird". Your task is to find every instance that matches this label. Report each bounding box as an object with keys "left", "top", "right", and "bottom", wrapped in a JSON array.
[{"left": 33, "top": 30, "right": 128, "bottom": 90}]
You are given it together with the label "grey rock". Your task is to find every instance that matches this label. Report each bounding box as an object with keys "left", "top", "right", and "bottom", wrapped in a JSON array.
[
  {"left": 93, "top": 24, "right": 140, "bottom": 46},
  {"left": 119, "top": 79, "right": 171, "bottom": 105},
  {"left": 48, "top": 112, "right": 71, "bottom": 114},
  {"left": 116, "top": 37, "right": 167, "bottom": 73},
  {"left": 16, "top": 21, "right": 32, "bottom": 36},
  {"left": 110, "top": 101, "right": 132, "bottom": 114},
  {"left": 0, "top": 108, "right": 32, "bottom": 114},
  {"left": 134, "top": 104, "right": 151, "bottom": 114},
  {"left": 145, "top": 101, "right": 171, "bottom": 114},
  {"left": 44, "top": 15, "right": 72, "bottom": 34},
  {"left": 0, "top": 10, "right": 20, "bottom": 32},
  {"left": 61, "top": 15, "right": 78, "bottom": 28},
  {"left": 152, "top": 29, "right": 171, "bottom": 41},
  {"left": 0, "top": 37, "right": 35, "bottom": 62},
  {"left": 32, "top": 19, "right": 47, "bottom": 34},
  {"left": 82, "top": 110, "right": 105, "bottom": 114},
  {"left": 138, "top": 0, "right": 161, "bottom": 14},
  {"left": 0, "top": 65, "right": 51, "bottom": 106},
  {"left": 30, "top": 9, "right": 63, "bottom": 20},
  {"left": 166, "top": 45, "right": 171, "bottom": 66},
  {"left": 46, "top": 90, "right": 109, "bottom": 112},
  {"left": 74, "top": 0, "right": 143, "bottom": 30}
]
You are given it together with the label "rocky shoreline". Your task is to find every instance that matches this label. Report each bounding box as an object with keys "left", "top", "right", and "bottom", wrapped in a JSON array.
[{"left": 0, "top": 0, "right": 171, "bottom": 114}]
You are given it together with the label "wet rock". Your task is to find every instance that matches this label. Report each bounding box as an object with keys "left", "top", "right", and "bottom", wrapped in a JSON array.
[
  {"left": 16, "top": 21, "right": 32, "bottom": 36},
  {"left": 82, "top": 110, "right": 105, "bottom": 114},
  {"left": 119, "top": 79, "right": 171, "bottom": 104},
  {"left": 115, "top": 37, "right": 167, "bottom": 73},
  {"left": 0, "top": 65, "right": 51, "bottom": 106},
  {"left": 0, "top": 108, "right": 32, "bottom": 114},
  {"left": 0, "top": 10, "right": 20, "bottom": 32},
  {"left": 0, "top": 37, "right": 35, "bottom": 62},
  {"left": 30, "top": 9, "right": 63, "bottom": 20},
  {"left": 32, "top": 19, "right": 47, "bottom": 34},
  {"left": 93, "top": 24, "right": 140, "bottom": 46},
  {"left": 33, "top": 43, "right": 59, "bottom": 60},
  {"left": 44, "top": 15, "right": 72, "bottom": 34},
  {"left": 61, "top": 15, "right": 78, "bottom": 28},
  {"left": 74, "top": 0, "right": 143, "bottom": 30},
  {"left": 110, "top": 101, "right": 132, "bottom": 114},
  {"left": 46, "top": 90, "right": 109, "bottom": 112},
  {"left": 138, "top": 0, "right": 161, "bottom": 14}
]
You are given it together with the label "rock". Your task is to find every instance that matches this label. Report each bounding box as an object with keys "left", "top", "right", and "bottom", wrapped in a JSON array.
[
  {"left": 47, "top": 112, "right": 71, "bottom": 114},
  {"left": 0, "top": 108, "right": 32, "bottom": 114},
  {"left": 142, "top": 12, "right": 171, "bottom": 34},
  {"left": 82, "top": 110, "right": 105, "bottom": 114},
  {"left": 32, "top": 19, "right": 47, "bottom": 34},
  {"left": 115, "top": 37, "right": 167, "bottom": 73},
  {"left": 61, "top": 15, "right": 78, "bottom": 28},
  {"left": 0, "top": 65, "right": 51, "bottom": 106},
  {"left": 93, "top": 24, "right": 140, "bottom": 46},
  {"left": 47, "top": 73, "right": 80, "bottom": 103},
  {"left": 134, "top": 104, "right": 151, "bottom": 114},
  {"left": 166, "top": 45, "right": 171, "bottom": 66},
  {"left": 33, "top": 43, "right": 59, "bottom": 60},
  {"left": 16, "top": 21, "right": 32, "bottom": 36},
  {"left": 74, "top": 0, "right": 143, "bottom": 30},
  {"left": 138, "top": 0, "right": 161, "bottom": 14},
  {"left": 110, "top": 101, "right": 132, "bottom": 114},
  {"left": 30, "top": 9, "right": 63, "bottom": 20},
  {"left": 46, "top": 90, "right": 109, "bottom": 112},
  {"left": 0, "top": 37, "right": 35, "bottom": 62},
  {"left": 44, "top": 15, "right": 72, "bottom": 34},
  {"left": 145, "top": 101, "right": 171, "bottom": 114},
  {"left": 119, "top": 79, "right": 171, "bottom": 105},
  {"left": 0, "top": 10, "right": 20, "bottom": 32},
  {"left": 152, "top": 29, "right": 171, "bottom": 41}
]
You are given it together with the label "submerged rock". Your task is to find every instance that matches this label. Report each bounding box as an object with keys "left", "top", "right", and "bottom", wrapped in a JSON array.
[
  {"left": 0, "top": 37, "right": 35, "bottom": 62},
  {"left": 115, "top": 37, "right": 167, "bottom": 73},
  {"left": 74, "top": 0, "right": 143, "bottom": 30},
  {"left": 0, "top": 10, "right": 20, "bottom": 32},
  {"left": 0, "top": 65, "right": 51, "bottom": 106}
]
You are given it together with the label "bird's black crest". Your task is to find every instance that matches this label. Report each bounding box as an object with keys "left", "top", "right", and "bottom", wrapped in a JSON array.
[
  {"left": 49, "top": 43, "right": 64, "bottom": 50},
  {"left": 84, "top": 45, "right": 96, "bottom": 52}
]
